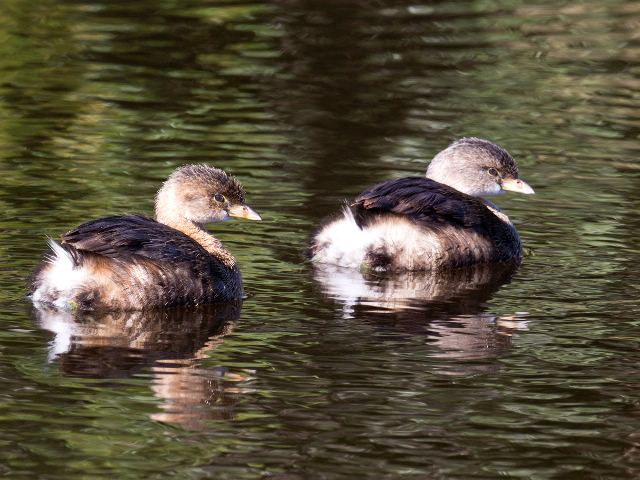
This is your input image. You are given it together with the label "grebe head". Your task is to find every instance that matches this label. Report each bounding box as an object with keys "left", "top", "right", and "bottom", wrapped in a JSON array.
[
  {"left": 426, "top": 137, "right": 535, "bottom": 197},
  {"left": 155, "top": 164, "right": 261, "bottom": 225}
]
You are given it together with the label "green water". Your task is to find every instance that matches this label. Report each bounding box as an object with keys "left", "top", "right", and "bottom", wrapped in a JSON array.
[{"left": 1, "top": 0, "right": 640, "bottom": 478}]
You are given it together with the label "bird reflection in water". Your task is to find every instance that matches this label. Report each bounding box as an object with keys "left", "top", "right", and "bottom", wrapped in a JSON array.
[
  {"left": 33, "top": 302, "right": 253, "bottom": 428},
  {"left": 313, "top": 262, "right": 530, "bottom": 374}
]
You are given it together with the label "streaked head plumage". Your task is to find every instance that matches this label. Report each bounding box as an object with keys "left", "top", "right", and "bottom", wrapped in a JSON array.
[
  {"left": 426, "top": 137, "right": 533, "bottom": 197},
  {"left": 168, "top": 164, "right": 245, "bottom": 204},
  {"left": 156, "top": 164, "right": 260, "bottom": 224}
]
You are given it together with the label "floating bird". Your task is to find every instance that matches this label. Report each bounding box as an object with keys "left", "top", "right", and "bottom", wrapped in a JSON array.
[
  {"left": 30, "top": 165, "right": 261, "bottom": 311},
  {"left": 310, "top": 138, "right": 534, "bottom": 272}
]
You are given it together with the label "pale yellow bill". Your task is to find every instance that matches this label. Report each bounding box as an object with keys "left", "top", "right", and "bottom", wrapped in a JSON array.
[
  {"left": 227, "top": 204, "right": 262, "bottom": 220},
  {"left": 501, "top": 177, "right": 535, "bottom": 195}
]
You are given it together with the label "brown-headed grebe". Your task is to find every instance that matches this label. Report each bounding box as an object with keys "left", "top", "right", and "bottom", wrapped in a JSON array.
[
  {"left": 30, "top": 165, "right": 261, "bottom": 311},
  {"left": 309, "top": 137, "right": 534, "bottom": 272}
]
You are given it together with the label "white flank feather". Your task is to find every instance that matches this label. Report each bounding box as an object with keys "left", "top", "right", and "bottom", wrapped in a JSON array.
[
  {"left": 312, "top": 207, "right": 435, "bottom": 271},
  {"left": 312, "top": 207, "right": 369, "bottom": 269},
  {"left": 31, "top": 240, "right": 88, "bottom": 309}
]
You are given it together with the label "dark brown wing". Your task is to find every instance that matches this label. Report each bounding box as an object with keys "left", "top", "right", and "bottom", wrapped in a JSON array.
[
  {"left": 351, "top": 177, "right": 494, "bottom": 230},
  {"left": 61, "top": 215, "right": 225, "bottom": 277}
]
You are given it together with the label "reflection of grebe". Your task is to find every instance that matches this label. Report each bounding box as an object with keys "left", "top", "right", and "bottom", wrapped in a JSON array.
[
  {"left": 313, "top": 262, "right": 519, "bottom": 316},
  {"left": 34, "top": 303, "right": 253, "bottom": 427},
  {"left": 312, "top": 263, "right": 529, "bottom": 370},
  {"left": 310, "top": 138, "right": 534, "bottom": 272},
  {"left": 30, "top": 165, "right": 261, "bottom": 311}
]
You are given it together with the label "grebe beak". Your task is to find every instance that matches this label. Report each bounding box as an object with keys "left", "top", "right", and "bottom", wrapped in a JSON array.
[
  {"left": 227, "top": 204, "right": 262, "bottom": 221},
  {"left": 501, "top": 177, "right": 535, "bottom": 195}
]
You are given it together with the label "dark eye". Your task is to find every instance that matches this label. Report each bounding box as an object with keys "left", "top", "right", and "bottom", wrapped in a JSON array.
[
  {"left": 214, "top": 193, "right": 225, "bottom": 203},
  {"left": 487, "top": 167, "right": 499, "bottom": 177}
]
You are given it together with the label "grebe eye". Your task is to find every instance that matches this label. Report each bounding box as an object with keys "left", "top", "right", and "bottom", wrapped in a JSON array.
[
  {"left": 488, "top": 167, "right": 499, "bottom": 177},
  {"left": 214, "top": 193, "right": 225, "bottom": 203}
]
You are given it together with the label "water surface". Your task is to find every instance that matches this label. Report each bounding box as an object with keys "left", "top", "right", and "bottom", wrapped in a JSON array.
[{"left": 1, "top": 0, "right": 640, "bottom": 478}]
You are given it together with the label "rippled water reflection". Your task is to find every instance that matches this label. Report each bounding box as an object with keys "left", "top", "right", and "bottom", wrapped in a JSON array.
[
  {"left": 2, "top": 0, "right": 640, "bottom": 478},
  {"left": 35, "top": 303, "right": 249, "bottom": 427}
]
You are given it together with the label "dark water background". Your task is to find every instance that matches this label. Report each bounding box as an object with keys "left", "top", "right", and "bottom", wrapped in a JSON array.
[{"left": 1, "top": 0, "right": 640, "bottom": 478}]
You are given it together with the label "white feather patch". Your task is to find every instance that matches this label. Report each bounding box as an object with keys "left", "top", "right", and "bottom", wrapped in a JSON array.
[
  {"left": 31, "top": 240, "right": 88, "bottom": 308},
  {"left": 312, "top": 207, "right": 368, "bottom": 269},
  {"left": 312, "top": 208, "right": 439, "bottom": 270}
]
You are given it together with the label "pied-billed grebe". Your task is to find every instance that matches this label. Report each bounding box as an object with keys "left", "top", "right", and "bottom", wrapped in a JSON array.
[
  {"left": 30, "top": 165, "right": 261, "bottom": 311},
  {"left": 310, "top": 137, "right": 534, "bottom": 272}
]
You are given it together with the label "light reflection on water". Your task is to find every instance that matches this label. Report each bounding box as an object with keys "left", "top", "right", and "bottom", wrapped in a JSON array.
[
  {"left": 1, "top": 0, "right": 640, "bottom": 478},
  {"left": 312, "top": 262, "right": 531, "bottom": 375},
  {"left": 34, "top": 303, "right": 253, "bottom": 428}
]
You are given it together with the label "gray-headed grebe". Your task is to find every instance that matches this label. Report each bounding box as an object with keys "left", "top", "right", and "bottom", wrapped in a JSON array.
[
  {"left": 30, "top": 165, "right": 261, "bottom": 311},
  {"left": 310, "top": 138, "right": 534, "bottom": 272}
]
